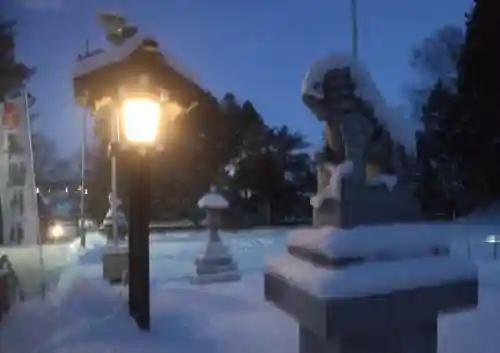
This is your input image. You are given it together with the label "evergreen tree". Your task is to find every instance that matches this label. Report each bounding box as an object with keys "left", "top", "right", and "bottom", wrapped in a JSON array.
[
  {"left": 452, "top": 1, "right": 500, "bottom": 205},
  {"left": 230, "top": 122, "right": 312, "bottom": 224},
  {"left": 416, "top": 80, "right": 465, "bottom": 218},
  {"left": 88, "top": 88, "right": 314, "bottom": 224},
  {"left": 408, "top": 24, "right": 463, "bottom": 119},
  {"left": 0, "top": 18, "right": 32, "bottom": 98}
]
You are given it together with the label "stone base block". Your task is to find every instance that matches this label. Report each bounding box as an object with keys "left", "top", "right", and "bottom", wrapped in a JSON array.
[
  {"left": 299, "top": 322, "right": 437, "bottom": 353},
  {"left": 265, "top": 273, "right": 477, "bottom": 338},
  {"left": 100, "top": 223, "right": 128, "bottom": 240},
  {"left": 191, "top": 241, "right": 241, "bottom": 285},
  {"left": 102, "top": 246, "right": 129, "bottom": 284},
  {"left": 313, "top": 198, "right": 341, "bottom": 228},
  {"left": 341, "top": 182, "right": 422, "bottom": 228},
  {"left": 191, "top": 270, "right": 241, "bottom": 285},
  {"left": 0, "top": 270, "right": 9, "bottom": 319},
  {"left": 312, "top": 181, "right": 422, "bottom": 228}
]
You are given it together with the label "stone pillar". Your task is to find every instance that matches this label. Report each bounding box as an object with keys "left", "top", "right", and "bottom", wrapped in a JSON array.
[
  {"left": 265, "top": 229, "right": 478, "bottom": 353},
  {"left": 339, "top": 114, "right": 366, "bottom": 185},
  {"left": 207, "top": 210, "right": 221, "bottom": 243},
  {"left": 102, "top": 245, "right": 129, "bottom": 284},
  {"left": 191, "top": 187, "right": 240, "bottom": 285}
]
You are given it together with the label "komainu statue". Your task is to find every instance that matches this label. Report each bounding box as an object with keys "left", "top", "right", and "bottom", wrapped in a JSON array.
[{"left": 302, "top": 53, "right": 421, "bottom": 228}]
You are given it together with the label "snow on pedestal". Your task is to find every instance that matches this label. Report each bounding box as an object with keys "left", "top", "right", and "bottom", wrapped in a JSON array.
[
  {"left": 191, "top": 187, "right": 240, "bottom": 285},
  {"left": 265, "top": 227, "right": 478, "bottom": 353}
]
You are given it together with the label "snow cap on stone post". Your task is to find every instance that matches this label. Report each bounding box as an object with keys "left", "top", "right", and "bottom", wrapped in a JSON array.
[{"left": 197, "top": 186, "right": 229, "bottom": 209}]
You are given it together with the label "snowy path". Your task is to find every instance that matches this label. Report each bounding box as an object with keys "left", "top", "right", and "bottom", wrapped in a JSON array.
[{"left": 2, "top": 226, "right": 500, "bottom": 353}]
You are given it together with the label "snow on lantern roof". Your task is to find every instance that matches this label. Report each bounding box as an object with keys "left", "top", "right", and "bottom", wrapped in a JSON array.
[
  {"left": 73, "top": 32, "right": 197, "bottom": 85},
  {"left": 74, "top": 34, "right": 144, "bottom": 79},
  {"left": 301, "top": 52, "right": 420, "bottom": 153},
  {"left": 197, "top": 187, "right": 229, "bottom": 209}
]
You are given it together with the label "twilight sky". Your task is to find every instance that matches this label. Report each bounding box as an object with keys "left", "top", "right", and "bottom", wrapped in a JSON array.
[{"left": 6, "top": 0, "right": 471, "bottom": 157}]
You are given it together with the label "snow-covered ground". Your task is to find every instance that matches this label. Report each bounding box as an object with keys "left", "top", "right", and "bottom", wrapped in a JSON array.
[
  {"left": 0, "top": 234, "right": 87, "bottom": 299},
  {"left": 1, "top": 222, "right": 500, "bottom": 353}
]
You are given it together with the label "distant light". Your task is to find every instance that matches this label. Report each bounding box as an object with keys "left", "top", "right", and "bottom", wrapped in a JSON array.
[
  {"left": 49, "top": 223, "right": 64, "bottom": 239},
  {"left": 85, "top": 188, "right": 88, "bottom": 195},
  {"left": 485, "top": 235, "right": 500, "bottom": 243},
  {"left": 36, "top": 187, "right": 40, "bottom": 194},
  {"left": 65, "top": 187, "right": 68, "bottom": 193}
]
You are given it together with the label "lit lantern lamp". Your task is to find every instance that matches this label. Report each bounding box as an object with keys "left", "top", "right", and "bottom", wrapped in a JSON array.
[
  {"left": 72, "top": 13, "right": 207, "bottom": 332},
  {"left": 115, "top": 75, "right": 183, "bottom": 152}
]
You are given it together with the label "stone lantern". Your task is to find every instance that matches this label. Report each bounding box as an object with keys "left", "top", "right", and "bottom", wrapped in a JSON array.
[
  {"left": 191, "top": 186, "right": 240, "bottom": 284},
  {"left": 101, "top": 193, "right": 128, "bottom": 284},
  {"left": 72, "top": 12, "right": 209, "bottom": 330},
  {"left": 100, "top": 193, "right": 128, "bottom": 241}
]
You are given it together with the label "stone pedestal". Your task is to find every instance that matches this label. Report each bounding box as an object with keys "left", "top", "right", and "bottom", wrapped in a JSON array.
[
  {"left": 0, "top": 270, "right": 9, "bottom": 319},
  {"left": 312, "top": 175, "right": 420, "bottom": 228},
  {"left": 191, "top": 241, "right": 241, "bottom": 284},
  {"left": 265, "top": 230, "right": 478, "bottom": 353},
  {"left": 102, "top": 246, "right": 129, "bottom": 284}
]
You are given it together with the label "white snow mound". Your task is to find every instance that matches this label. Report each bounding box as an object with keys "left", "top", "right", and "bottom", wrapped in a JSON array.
[
  {"left": 266, "top": 253, "right": 476, "bottom": 298},
  {"left": 287, "top": 224, "right": 455, "bottom": 261},
  {"left": 301, "top": 52, "right": 419, "bottom": 153}
]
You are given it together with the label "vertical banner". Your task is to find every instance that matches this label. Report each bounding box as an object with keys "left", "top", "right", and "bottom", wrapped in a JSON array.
[{"left": 0, "top": 93, "right": 40, "bottom": 245}]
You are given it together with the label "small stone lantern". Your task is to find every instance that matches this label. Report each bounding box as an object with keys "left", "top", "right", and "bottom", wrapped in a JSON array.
[
  {"left": 101, "top": 193, "right": 129, "bottom": 284},
  {"left": 191, "top": 186, "right": 240, "bottom": 285},
  {"left": 100, "top": 193, "right": 128, "bottom": 241}
]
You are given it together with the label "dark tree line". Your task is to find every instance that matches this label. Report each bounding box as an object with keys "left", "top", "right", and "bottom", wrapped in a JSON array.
[
  {"left": 10, "top": 2, "right": 500, "bottom": 225},
  {"left": 0, "top": 17, "right": 72, "bottom": 188},
  {"left": 414, "top": 1, "right": 500, "bottom": 218},
  {"left": 86, "top": 92, "right": 315, "bottom": 226},
  {"left": 2, "top": 15, "right": 316, "bottom": 227},
  {"left": 0, "top": 19, "right": 32, "bottom": 99}
]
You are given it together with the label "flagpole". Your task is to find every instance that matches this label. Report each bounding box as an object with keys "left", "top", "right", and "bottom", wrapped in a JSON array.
[
  {"left": 23, "top": 89, "right": 46, "bottom": 299},
  {"left": 351, "top": 0, "right": 359, "bottom": 59}
]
